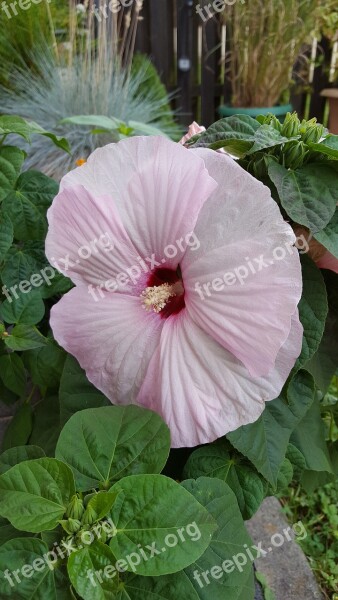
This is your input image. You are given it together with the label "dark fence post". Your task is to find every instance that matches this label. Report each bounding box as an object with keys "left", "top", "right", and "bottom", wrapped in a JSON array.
[
  {"left": 177, "top": 0, "right": 194, "bottom": 126},
  {"left": 201, "top": 16, "right": 220, "bottom": 126}
]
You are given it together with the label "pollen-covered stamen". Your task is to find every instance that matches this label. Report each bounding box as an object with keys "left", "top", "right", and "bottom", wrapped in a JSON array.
[{"left": 141, "top": 281, "right": 184, "bottom": 314}]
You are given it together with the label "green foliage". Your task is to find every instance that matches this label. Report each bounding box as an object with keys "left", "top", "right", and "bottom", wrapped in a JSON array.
[
  {"left": 280, "top": 480, "right": 338, "bottom": 599},
  {"left": 0, "top": 110, "right": 337, "bottom": 598}
]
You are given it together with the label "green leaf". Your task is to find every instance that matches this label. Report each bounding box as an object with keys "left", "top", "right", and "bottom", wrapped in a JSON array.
[
  {"left": 67, "top": 541, "right": 119, "bottom": 600},
  {"left": 314, "top": 209, "right": 338, "bottom": 259},
  {"left": 129, "top": 121, "right": 168, "bottom": 137},
  {"left": 61, "top": 114, "right": 123, "bottom": 130},
  {"left": 194, "top": 115, "right": 259, "bottom": 154},
  {"left": 0, "top": 354, "right": 26, "bottom": 396},
  {"left": 0, "top": 146, "right": 25, "bottom": 203},
  {"left": 109, "top": 474, "right": 217, "bottom": 576},
  {"left": 305, "top": 270, "right": 338, "bottom": 393},
  {"left": 25, "top": 341, "right": 66, "bottom": 390},
  {"left": 227, "top": 371, "right": 315, "bottom": 486},
  {"left": 269, "top": 458, "right": 293, "bottom": 493},
  {"left": 1, "top": 249, "right": 38, "bottom": 289},
  {"left": 0, "top": 445, "right": 45, "bottom": 474},
  {"left": 268, "top": 162, "right": 338, "bottom": 233},
  {"left": 0, "top": 116, "right": 37, "bottom": 141},
  {"left": 290, "top": 397, "right": 333, "bottom": 474},
  {"left": 56, "top": 406, "right": 170, "bottom": 492},
  {"left": 2, "top": 171, "right": 58, "bottom": 241},
  {"left": 309, "top": 134, "right": 338, "bottom": 159},
  {"left": 247, "top": 125, "right": 297, "bottom": 155},
  {"left": 183, "top": 441, "right": 267, "bottom": 520},
  {"left": 0, "top": 115, "right": 70, "bottom": 153},
  {"left": 120, "top": 571, "right": 199, "bottom": 600},
  {"left": 83, "top": 492, "right": 117, "bottom": 522},
  {"left": 4, "top": 324, "right": 47, "bottom": 351},
  {"left": 0, "top": 458, "right": 75, "bottom": 532},
  {"left": 0, "top": 516, "right": 30, "bottom": 546},
  {"left": 182, "top": 477, "right": 255, "bottom": 600},
  {"left": 294, "top": 255, "right": 328, "bottom": 372},
  {"left": 1, "top": 404, "right": 33, "bottom": 452},
  {"left": 0, "top": 290, "right": 45, "bottom": 325},
  {"left": 0, "top": 537, "right": 57, "bottom": 598},
  {"left": 0, "top": 212, "right": 13, "bottom": 261},
  {"left": 29, "top": 396, "right": 61, "bottom": 456},
  {"left": 59, "top": 355, "right": 110, "bottom": 425}
]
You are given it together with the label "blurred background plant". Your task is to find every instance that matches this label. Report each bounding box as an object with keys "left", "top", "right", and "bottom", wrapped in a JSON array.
[
  {"left": 221, "top": 0, "right": 329, "bottom": 108},
  {"left": 0, "top": 0, "right": 180, "bottom": 179}
]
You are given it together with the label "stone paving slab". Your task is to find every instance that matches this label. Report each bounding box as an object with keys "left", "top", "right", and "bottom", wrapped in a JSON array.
[{"left": 247, "top": 497, "right": 323, "bottom": 600}]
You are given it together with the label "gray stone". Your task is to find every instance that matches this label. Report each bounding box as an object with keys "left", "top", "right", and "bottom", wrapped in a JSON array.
[{"left": 247, "top": 497, "right": 323, "bottom": 600}]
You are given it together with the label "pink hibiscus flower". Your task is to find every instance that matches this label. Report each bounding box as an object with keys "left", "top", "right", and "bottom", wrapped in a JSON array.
[
  {"left": 180, "top": 122, "right": 206, "bottom": 145},
  {"left": 45, "top": 136, "right": 303, "bottom": 447}
]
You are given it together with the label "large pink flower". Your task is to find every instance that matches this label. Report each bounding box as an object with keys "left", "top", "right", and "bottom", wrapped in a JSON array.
[{"left": 45, "top": 136, "right": 303, "bottom": 447}]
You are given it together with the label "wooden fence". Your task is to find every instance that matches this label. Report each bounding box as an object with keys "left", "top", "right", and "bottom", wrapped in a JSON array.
[{"left": 134, "top": 0, "right": 338, "bottom": 127}]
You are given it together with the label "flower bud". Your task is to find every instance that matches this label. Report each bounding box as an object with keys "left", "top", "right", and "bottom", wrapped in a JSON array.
[
  {"left": 66, "top": 495, "right": 85, "bottom": 521},
  {"left": 261, "top": 114, "right": 283, "bottom": 132},
  {"left": 82, "top": 505, "right": 97, "bottom": 526},
  {"left": 301, "top": 124, "right": 325, "bottom": 144},
  {"left": 60, "top": 518, "right": 81, "bottom": 534},
  {"left": 281, "top": 113, "right": 300, "bottom": 138},
  {"left": 283, "top": 141, "right": 307, "bottom": 170}
]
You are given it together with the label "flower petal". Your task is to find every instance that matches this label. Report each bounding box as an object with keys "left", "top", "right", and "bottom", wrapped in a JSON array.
[
  {"left": 59, "top": 136, "right": 218, "bottom": 269},
  {"left": 46, "top": 185, "right": 141, "bottom": 291},
  {"left": 50, "top": 287, "right": 163, "bottom": 401},
  {"left": 136, "top": 311, "right": 303, "bottom": 448},
  {"left": 182, "top": 149, "right": 302, "bottom": 377}
]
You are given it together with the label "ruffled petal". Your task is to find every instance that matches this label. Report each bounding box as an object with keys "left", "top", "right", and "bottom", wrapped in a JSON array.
[
  {"left": 50, "top": 287, "right": 163, "bottom": 401},
  {"left": 182, "top": 149, "right": 302, "bottom": 377},
  {"left": 59, "top": 136, "right": 217, "bottom": 269},
  {"left": 136, "top": 311, "right": 303, "bottom": 448},
  {"left": 46, "top": 185, "right": 142, "bottom": 291}
]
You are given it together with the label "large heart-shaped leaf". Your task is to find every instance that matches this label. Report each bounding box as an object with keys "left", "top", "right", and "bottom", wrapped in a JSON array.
[
  {"left": 182, "top": 477, "right": 255, "bottom": 600},
  {"left": 56, "top": 406, "right": 170, "bottom": 491},
  {"left": 0, "top": 458, "right": 75, "bottom": 532},
  {"left": 268, "top": 162, "right": 338, "bottom": 233},
  {"left": 228, "top": 371, "right": 315, "bottom": 486},
  {"left": 119, "top": 572, "right": 199, "bottom": 600},
  {"left": 109, "top": 474, "right": 217, "bottom": 576},
  {"left": 183, "top": 441, "right": 267, "bottom": 519}
]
